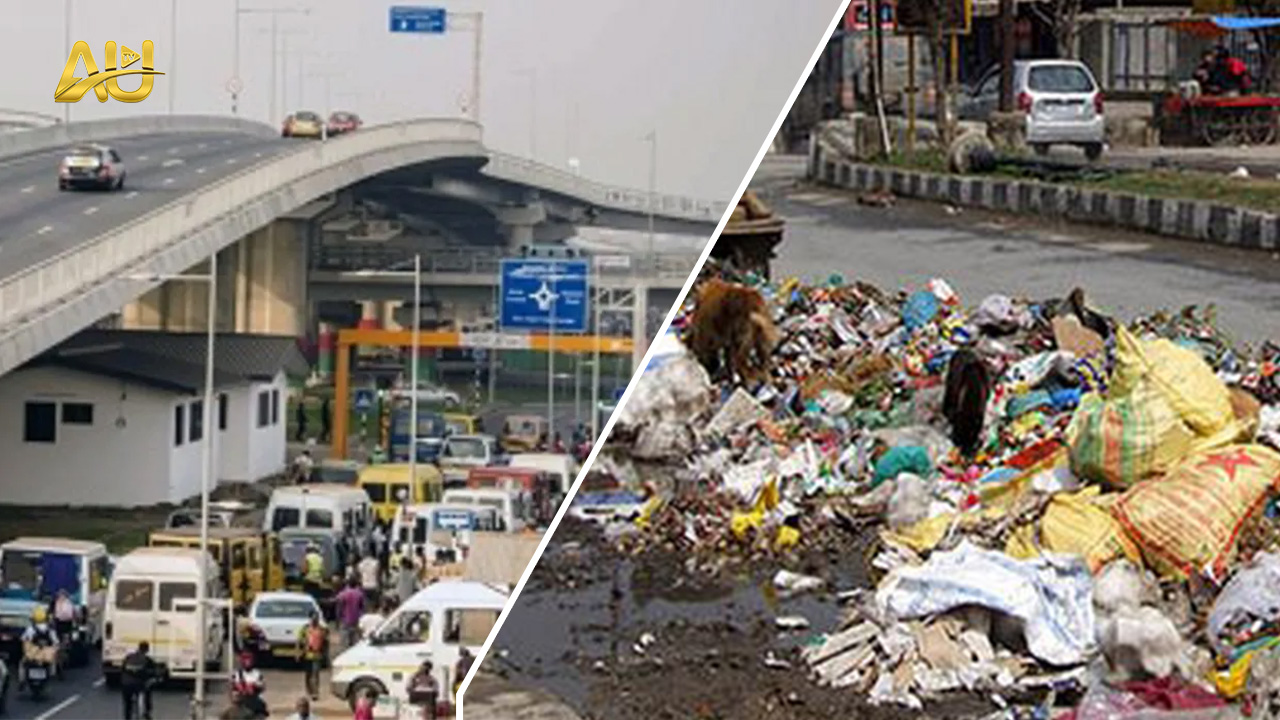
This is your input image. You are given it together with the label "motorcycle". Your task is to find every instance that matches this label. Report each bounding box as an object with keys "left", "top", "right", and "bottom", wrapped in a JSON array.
[
  {"left": 22, "top": 657, "right": 52, "bottom": 700},
  {"left": 58, "top": 618, "right": 92, "bottom": 667}
]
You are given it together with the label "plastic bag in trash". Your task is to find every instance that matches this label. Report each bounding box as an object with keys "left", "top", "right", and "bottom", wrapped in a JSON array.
[
  {"left": 876, "top": 541, "right": 1096, "bottom": 666},
  {"left": 1207, "top": 551, "right": 1280, "bottom": 655}
]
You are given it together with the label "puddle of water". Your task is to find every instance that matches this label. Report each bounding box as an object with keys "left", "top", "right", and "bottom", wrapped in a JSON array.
[{"left": 493, "top": 542, "right": 859, "bottom": 712}]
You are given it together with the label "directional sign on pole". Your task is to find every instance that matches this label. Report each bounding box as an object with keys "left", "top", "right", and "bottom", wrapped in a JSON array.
[
  {"left": 353, "top": 388, "right": 375, "bottom": 413},
  {"left": 499, "top": 259, "right": 590, "bottom": 333},
  {"left": 389, "top": 6, "right": 447, "bottom": 34}
]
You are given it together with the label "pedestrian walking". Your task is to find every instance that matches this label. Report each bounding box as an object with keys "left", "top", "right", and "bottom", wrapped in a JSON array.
[
  {"left": 395, "top": 556, "right": 418, "bottom": 605},
  {"left": 295, "top": 612, "right": 329, "bottom": 700},
  {"left": 358, "top": 553, "right": 380, "bottom": 607},
  {"left": 294, "top": 398, "right": 308, "bottom": 442},
  {"left": 334, "top": 578, "right": 365, "bottom": 650},
  {"left": 320, "top": 396, "right": 332, "bottom": 443},
  {"left": 407, "top": 660, "right": 439, "bottom": 720}
]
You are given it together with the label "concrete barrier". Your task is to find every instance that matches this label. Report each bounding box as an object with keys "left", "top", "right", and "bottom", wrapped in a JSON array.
[
  {"left": 809, "top": 130, "right": 1280, "bottom": 252},
  {"left": 0, "top": 119, "right": 485, "bottom": 375},
  {"left": 0, "top": 114, "right": 276, "bottom": 159}
]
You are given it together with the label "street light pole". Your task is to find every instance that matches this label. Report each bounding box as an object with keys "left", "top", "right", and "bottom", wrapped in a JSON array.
[
  {"left": 409, "top": 254, "right": 422, "bottom": 490},
  {"left": 646, "top": 131, "right": 657, "bottom": 259},
  {"left": 591, "top": 262, "right": 601, "bottom": 441},
  {"left": 450, "top": 12, "right": 484, "bottom": 123},
  {"left": 232, "top": 0, "right": 241, "bottom": 115},
  {"left": 238, "top": 6, "right": 310, "bottom": 122},
  {"left": 63, "top": 0, "right": 71, "bottom": 125},
  {"left": 124, "top": 261, "right": 217, "bottom": 715},
  {"left": 169, "top": 0, "right": 177, "bottom": 114}
]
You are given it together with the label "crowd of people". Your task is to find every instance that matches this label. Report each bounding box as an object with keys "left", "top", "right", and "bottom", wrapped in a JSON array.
[
  {"left": 218, "top": 518, "right": 476, "bottom": 719},
  {"left": 1192, "top": 45, "right": 1253, "bottom": 96}
]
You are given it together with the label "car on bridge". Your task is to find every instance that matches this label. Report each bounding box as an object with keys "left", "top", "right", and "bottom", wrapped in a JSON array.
[
  {"left": 58, "top": 144, "right": 126, "bottom": 191},
  {"left": 327, "top": 111, "right": 362, "bottom": 136},
  {"left": 282, "top": 110, "right": 325, "bottom": 139}
]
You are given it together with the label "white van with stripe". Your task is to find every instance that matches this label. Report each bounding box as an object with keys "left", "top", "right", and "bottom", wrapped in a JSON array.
[{"left": 102, "top": 547, "right": 224, "bottom": 686}]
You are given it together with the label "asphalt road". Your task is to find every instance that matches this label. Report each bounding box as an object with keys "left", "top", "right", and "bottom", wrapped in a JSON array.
[
  {"left": 754, "top": 155, "right": 1280, "bottom": 345},
  {"left": 6, "top": 659, "right": 325, "bottom": 720},
  {"left": 0, "top": 132, "right": 294, "bottom": 283}
]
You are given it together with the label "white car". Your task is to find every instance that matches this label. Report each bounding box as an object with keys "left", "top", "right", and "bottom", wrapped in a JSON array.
[
  {"left": 247, "top": 591, "right": 322, "bottom": 662},
  {"left": 960, "top": 59, "right": 1106, "bottom": 160},
  {"left": 58, "top": 144, "right": 126, "bottom": 191},
  {"left": 388, "top": 383, "right": 462, "bottom": 407}
]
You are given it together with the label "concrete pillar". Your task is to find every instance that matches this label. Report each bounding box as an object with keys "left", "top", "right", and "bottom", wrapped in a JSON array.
[
  {"left": 632, "top": 283, "right": 649, "bottom": 373},
  {"left": 233, "top": 219, "right": 309, "bottom": 337},
  {"left": 493, "top": 203, "right": 547, "bottom": 254},
  {"left": 120, "top": 286, "right": 166, "bottom": 330}
]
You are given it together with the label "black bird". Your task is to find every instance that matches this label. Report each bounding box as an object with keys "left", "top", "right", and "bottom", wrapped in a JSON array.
[
  {"left": 1066, "top": 287, "right": 1113, "bottom": 341},
  {"left": 943, "top": 348, "right": 992, "bottom": 457}
]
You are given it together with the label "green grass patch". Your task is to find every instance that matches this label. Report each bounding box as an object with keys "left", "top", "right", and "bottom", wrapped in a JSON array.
[{"left": 0, "top": 505, "right": 172, "bottom": 555}]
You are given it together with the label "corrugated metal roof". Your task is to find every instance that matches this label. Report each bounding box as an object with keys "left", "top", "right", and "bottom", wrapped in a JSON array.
[{"left": 27, "top": 329, "right": 309, "bottom": 395}]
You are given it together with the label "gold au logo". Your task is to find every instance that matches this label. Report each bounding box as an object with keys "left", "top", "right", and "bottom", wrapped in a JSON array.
[{"left": 55, "top": 40, "right": 164, "bottom": 104}]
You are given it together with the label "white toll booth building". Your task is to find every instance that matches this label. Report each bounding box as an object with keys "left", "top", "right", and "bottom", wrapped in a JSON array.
[{"left": 0, "top": 329, "right": 309, "bottom": 507}]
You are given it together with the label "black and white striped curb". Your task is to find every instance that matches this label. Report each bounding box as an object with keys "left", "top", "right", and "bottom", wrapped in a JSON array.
[{"left": 808, "top": 137, "right": 1280, "bottom": 251}]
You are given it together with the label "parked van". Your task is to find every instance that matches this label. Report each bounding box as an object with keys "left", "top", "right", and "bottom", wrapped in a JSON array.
[
  {"left": 0, "top": 538, "right": 111, "bottom": 660},
  {"left": 330, "top": 581, "right": 507, "bottom": 712},
  {"left": 390, "top": 503, "right": 503, "bottom": 563},
  {"left": 102, "top": 547, "right": 224, "bottom": 685},
  {"left": 356, "top": 464, "right": 444, "bottom": 523},
  {"left": 147, "top": 527, "right": 284, "bottom": 608},
  {"left": 508, "top": 453, "right": 578, "bottom": 504},
  {"left": 441, "top": 488, "right": 526, "bottom": 532},
  {"left": 264, "top": 485, "right": 374, "bottom": 538},
  {"left": 439, "top": 434, "right": 501, "bottom": 487}
]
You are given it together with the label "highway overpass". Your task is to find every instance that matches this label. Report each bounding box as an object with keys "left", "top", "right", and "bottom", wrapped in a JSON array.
[{"left": 0, "top": 115, "right": 722, "bottom": 378}]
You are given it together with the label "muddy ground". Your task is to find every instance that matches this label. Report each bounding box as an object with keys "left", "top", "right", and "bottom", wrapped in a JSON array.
[{"left": 486, "top": 517, "right": 995, "bottom": 720}]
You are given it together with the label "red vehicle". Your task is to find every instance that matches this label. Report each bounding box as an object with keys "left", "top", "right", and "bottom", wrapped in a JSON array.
[
  {"left": 326, "top": 111, "right": 362, "bottom": 136},
  {"left": 466, "top": 466, "right": 557, "bottom": 526}
]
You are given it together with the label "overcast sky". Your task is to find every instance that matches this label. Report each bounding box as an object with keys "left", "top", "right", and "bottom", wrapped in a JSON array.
[{"left": 15, "top": 0, "right": 843, "bottom": 200}]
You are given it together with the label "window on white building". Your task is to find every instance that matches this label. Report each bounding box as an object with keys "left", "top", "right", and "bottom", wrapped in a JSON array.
[
  {"left": 271, "top": 389, "right": 280, "bottom": 425},
  {"left": 174, "top": 405, "right": 185, "bottom": 447},
  {"left": 24, "top": 402, "right": 56, "bottom": 443},
  {"left": 190, "top": 400, "right": 204, "bottom": 442},
  {"left": 61, "top": 403, "right": 94, "bottom": 426},
  {"left": 257, "top": 391, "right": 270, "bottom": 428},
  {"left": 218, "top": 393, "right": 228, "bottom": 431}
]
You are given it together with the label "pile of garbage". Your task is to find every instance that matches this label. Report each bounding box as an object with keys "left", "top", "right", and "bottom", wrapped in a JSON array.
[{"left": 597, "top": 260, "right": 1280, "bottom": 718}]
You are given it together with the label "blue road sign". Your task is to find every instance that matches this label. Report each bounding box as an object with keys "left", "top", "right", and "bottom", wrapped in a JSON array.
[
  {"left": 389, "top": 6, "right": 447, "bottom": 34},
  {"left": 499, "top": 259, "right": 589, "bottom": 333},
  {"left": 353, "top": 388, "right": 375, "bottom": 413}
]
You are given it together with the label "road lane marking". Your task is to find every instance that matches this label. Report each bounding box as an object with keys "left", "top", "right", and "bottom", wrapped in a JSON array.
[
  {"left": 83, "top": 206, "right": 98, "bottom": 215},
  {"left": 198, "top": 143, "right": 208, "bottom": 150},
  {"left": 137, "top": 155, "right": 149, "bottom": 162},
  {"left": 254, "top": 152, "right": 263, "bottom": 158},
  {"left": 163, "top": 178, "right": 175, "bottom": 185},
  {"left": 34, "top": 693, "right": 81, "bottom": 720},
  {"left": 161, "top": 158, "right": 185, "bottom": 168},
  {"left": 197, "top": 167, "right": 207, "bottom": 174},
  {"left": 168, "top": 147, "right": 179, "bottom": 154},
  {"left": 20, "top": 185, "right": 34, "bottom": 193},
  {"left": 37, "top": 225, "right": 53, "bottom": 235},
  {"left": 226, "top": 158, "right": 238, "bottom": 165},
  {"left": 125, "top": 191, "right": 139, "bottom": 199},
  {"left": 93, "top": 678, "right": 105, "bottom": 688}
]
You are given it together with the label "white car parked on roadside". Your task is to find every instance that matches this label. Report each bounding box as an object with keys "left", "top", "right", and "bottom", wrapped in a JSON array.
[{"left": 959, "top": 59, "right": 1106, "bottom": 160}]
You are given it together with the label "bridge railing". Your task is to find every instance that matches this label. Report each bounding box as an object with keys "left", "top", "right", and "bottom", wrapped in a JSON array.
[
  {"left": 0, "top": 119, "right": 484, "bottom": 330},
  {"left": 313, "top": 245, "right": 699, "bottom": 281},
  {"left": 484, "top": 153, "right": 727, "bottom": 223},
  {"left": 0, "top": 114, "right": 277, "bottom": 160}
]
